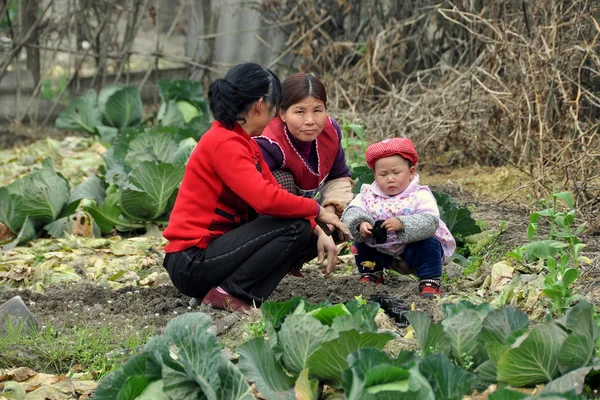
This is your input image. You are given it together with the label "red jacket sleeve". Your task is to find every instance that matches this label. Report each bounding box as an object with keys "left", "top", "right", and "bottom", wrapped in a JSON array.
[{"left": 212, "top": 136, "right": 320, "bottom": 219}]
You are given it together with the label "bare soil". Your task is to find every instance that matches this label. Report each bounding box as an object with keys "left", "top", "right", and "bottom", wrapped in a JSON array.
[{"left": 1, "top": 176, "right": 599, "bottom": 373}]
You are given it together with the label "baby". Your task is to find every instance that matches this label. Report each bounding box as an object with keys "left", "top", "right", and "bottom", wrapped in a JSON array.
[{"left": 341, "top": 138, "right": 455, "bottom": 297}]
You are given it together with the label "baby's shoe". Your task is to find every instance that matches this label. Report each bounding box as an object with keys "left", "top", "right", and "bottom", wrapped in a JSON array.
[
  {"left": 359, "top": 271, "right": 384, "bottom": 285},
  {"left": 419, "top": 279, "right": 441, "bottom": 298}
]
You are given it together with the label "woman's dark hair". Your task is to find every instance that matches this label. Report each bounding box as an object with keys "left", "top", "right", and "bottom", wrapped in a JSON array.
[
  {"left": 208, "top": 63, "right": 282, "bottom": 129},
  {"left": 280, "top": 73, "right": 327, "bottom": 111}
]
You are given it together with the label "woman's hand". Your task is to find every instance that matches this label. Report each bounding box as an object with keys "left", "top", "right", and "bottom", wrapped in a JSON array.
[
  {"left": 324, "top": 205, "right": 338, "bottom": 233},
  {"left": 381, "top": 218, "right": 404, "bottom": 232},
  {"left": 316, "top": 229, "right": 339, "bottom": 276},
  {"left": 317, "top": 207, "right": 352, "bottom": 241},
  {"left": 359, "top": 222, "right": 373, "bottom": 237}
]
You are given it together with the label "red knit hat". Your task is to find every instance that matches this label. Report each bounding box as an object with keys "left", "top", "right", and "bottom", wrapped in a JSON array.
[{"left": 365, "top": 138, "right": 418, "bottom": 170}]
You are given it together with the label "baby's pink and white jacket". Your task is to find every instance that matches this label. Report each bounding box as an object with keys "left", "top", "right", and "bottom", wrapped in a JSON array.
[{"left": 341, "top": 174, "right": 456, "bottom": 261}]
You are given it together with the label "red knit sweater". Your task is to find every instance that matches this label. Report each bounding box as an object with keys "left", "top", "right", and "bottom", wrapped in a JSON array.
[{"left": 163, "top": 121, "right": 320, "bottom": 252}]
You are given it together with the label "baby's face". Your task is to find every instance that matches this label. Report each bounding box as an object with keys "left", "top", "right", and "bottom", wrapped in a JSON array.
[{"left": 374, "top": 155, "right": 415, "bottom": 196}]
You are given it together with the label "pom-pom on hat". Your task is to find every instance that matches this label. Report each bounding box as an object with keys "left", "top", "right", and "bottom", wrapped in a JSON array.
[{"left": 365, "top": 138, "right": 418, "bottom": 170}]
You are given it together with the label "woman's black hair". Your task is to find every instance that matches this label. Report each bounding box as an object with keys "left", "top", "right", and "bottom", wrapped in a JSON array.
[{"left": 208, "top": 63, "right": 282, "bottom": 129}]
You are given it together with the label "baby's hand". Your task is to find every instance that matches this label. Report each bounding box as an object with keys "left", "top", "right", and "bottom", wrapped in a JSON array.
[
  {"left": 382, "top": 218, "right": 404, "bottom": 232},
  {"left": 359, "top": 222, "right": 373, "bottom": 237}
]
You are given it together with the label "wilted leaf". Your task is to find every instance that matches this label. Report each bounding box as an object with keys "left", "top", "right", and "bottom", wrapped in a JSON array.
[{"left": 295, "top": 369, "right": 319, "bottom": 400}]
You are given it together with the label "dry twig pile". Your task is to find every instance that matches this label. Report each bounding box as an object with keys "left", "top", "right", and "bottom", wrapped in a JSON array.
[{"left": 263, "top": 0, "right": 600, "bottom": 222}]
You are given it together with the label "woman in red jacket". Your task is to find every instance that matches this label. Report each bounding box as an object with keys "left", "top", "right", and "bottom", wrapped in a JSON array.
[{"left": 163, "top": 63, "right": 350, "bottom": 312}]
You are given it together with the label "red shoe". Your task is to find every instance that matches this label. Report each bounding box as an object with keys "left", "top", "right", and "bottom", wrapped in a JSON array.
[
  {"left": 419, "top": 279, "right": 442, "bottom": 298},
  {"left": 288, "top": 269, "right": 305, "bottom": 278},
  {"left": 202, "top": 288, "right": 251, "bottom": 312},
  {"left": 359, "top": 273, "right": 384, "bottom": 285}
]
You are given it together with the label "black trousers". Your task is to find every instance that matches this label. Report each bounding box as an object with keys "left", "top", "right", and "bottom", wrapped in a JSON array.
[{"left": 163, "top": 216, "right": 312, "bottom": 306}]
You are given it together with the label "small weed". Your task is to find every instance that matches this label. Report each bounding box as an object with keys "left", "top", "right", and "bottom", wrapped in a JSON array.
[
  {"left": 0, "top": 320, "right": 153, "bottom": 377},
  {"left": 506, "top": 190, "right": 590, "bottom": 317},
  {"left": 242, "top": 318, "right": 267, "bottom": 341}
]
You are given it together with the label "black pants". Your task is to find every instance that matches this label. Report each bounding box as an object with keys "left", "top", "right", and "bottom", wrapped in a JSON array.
[{"left": 163, "top": 216, "right": 312, "bottom": 306}]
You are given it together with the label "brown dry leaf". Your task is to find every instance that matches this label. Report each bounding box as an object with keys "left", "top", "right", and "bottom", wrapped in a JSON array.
[
  {"left": 0, "top": 367, "right": 37, "bottom": 382},
  {"left": 0, "top": 223, "right": 14, "bottom": 242},
  {"left": 72, "top": 380, "right": 98, "bottom": 397},
  {"left": 5, "top": 265, "right": 34, "bottom": 281},
  {"left": 71, "top": 212, "right": 94, "bottom": 238}
]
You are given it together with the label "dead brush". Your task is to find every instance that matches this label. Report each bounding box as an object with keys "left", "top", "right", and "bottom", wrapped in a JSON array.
[{"left": 261, "top": 0, "right": 600, "bottom": 228}]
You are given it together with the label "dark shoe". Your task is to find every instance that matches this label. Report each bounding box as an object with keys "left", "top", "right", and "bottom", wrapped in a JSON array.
[
  {"left": 419, "top": 279, "right": 442, "bottom": 298},
  {"left": 390, "top": 258, "right": 413, "bottom": 275},
  {"left": 359, "top": 273, "right": 384, "bottom": 285},
  {"left": 202, "top": 288, "right": 251, "bottom": 312}
]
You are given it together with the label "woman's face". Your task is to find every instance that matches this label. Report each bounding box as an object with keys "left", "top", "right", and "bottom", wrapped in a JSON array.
[{"left": 280, "top": 96, "right": 327, "bottom": 142}]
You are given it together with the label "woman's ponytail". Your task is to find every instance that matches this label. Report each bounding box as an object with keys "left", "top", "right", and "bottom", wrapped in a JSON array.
[{"left": 208, "top": 63, "right": 282, "bottom": 130}]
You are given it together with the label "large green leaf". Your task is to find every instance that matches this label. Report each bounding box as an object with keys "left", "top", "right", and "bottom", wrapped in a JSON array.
[
  {"left": 307, "top": 330, "right": 394, "bottom": 384},
  {"left": 441, "top": 309, "right": 485, "bottom": 364},
  {"left": 433, "top": 192, "right": 481, "bottom": 241},
  {"left": 307, "top": 303, "right": 350, "bottom": 326},
  {"left": 261, "top": 297, "right": 305, "bottom": 329},
  {"left": 557, "top": 334, "right": 594, "bottom": 375},
  {"left": 134, "top": 379, "right": 169, "bottom": 400},
  {"left": 160, "top": 313, "right": 222, "bottom": 400},
  {"left": 124, "top": 132, "right": 180, "bottom": 169},
  {"left": 70, "top": 175, "right": 106, "bottom": 205},
  {"left": 557, "top": 301, "right": 598, "bottom": 374},
  {"left": 342, "top": 348, "right": 425, "bottom": 400},
  {"left": 55, "top": 89, "right": 102, "bottom": 133},
  {"left": 405, "top": 311, "right": 447, "bottom": 355},
  {"left": 216, "top": 361, "right": 254, "bottom": 400},
  {"left": 104, "top": 87, "right": 143, "bottom": 129},
  {"left": 172, "top": 137, "right": 198, "bottom": 166},
  {"left": 278, "top": 315, "right": 335, "bottom": 374},
  {"left": 442, "top": 300, "right": 493, "bottom": 319},
  {"left": 97, "top": 125, "right": 119, "bottom": 145},
  {"left": 98, "top": 85, "right": 124, "bottom": 114},
  {"left": 84, "top": 184, "right": 141, "bottom": 233},
  {"left": 94, "top": 352, "right": 161, "bottom": 400},
  {"left": 0, "top": 215, "right": 35, "bottom": 249},
  {"left": 418, "top": 353, "right": 473, "bottom": 400},
  {"left": 474, "top": 360, "right": 497, "bottom": 390},
  {"left": 479, "top": 306, "right": 530, "bottom": 345},
  {"left": 19, "top": 166, "right": 70, "bottom": 228},
  {"left": 497, "top": 322, "right": 568, "bottom": 386},
  {"left": 107, "top": 126, "right": 146, "bottom": 168},
  {"left": 157, "top": 79, "right": 209, "bottom": 112},
  {"left": 331, "top": 301, "right": 380, "bottom": 333},
  {"left": 118, "top": 376, "right": 149, "bottom": 400},
  {"left": 119, "top": 162, "right": 185, "bottom": 221},
  {"left": 237, "top": 337, "right": 295, "bottom": 400},
  {"left": 294, "top": 369, "right": 319, "bottom": 400},
  {"left": 522, "top": 240, "right": 569, "bottom": 259},
  {"left": 158, "top": 99, "right": 186, "bottom": 127},
  {"left": 541, "top": 366, "right": 592, "bottom": 395},
  {"left": 0, "top": 186, "right": 26, "bottom": 234}
]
